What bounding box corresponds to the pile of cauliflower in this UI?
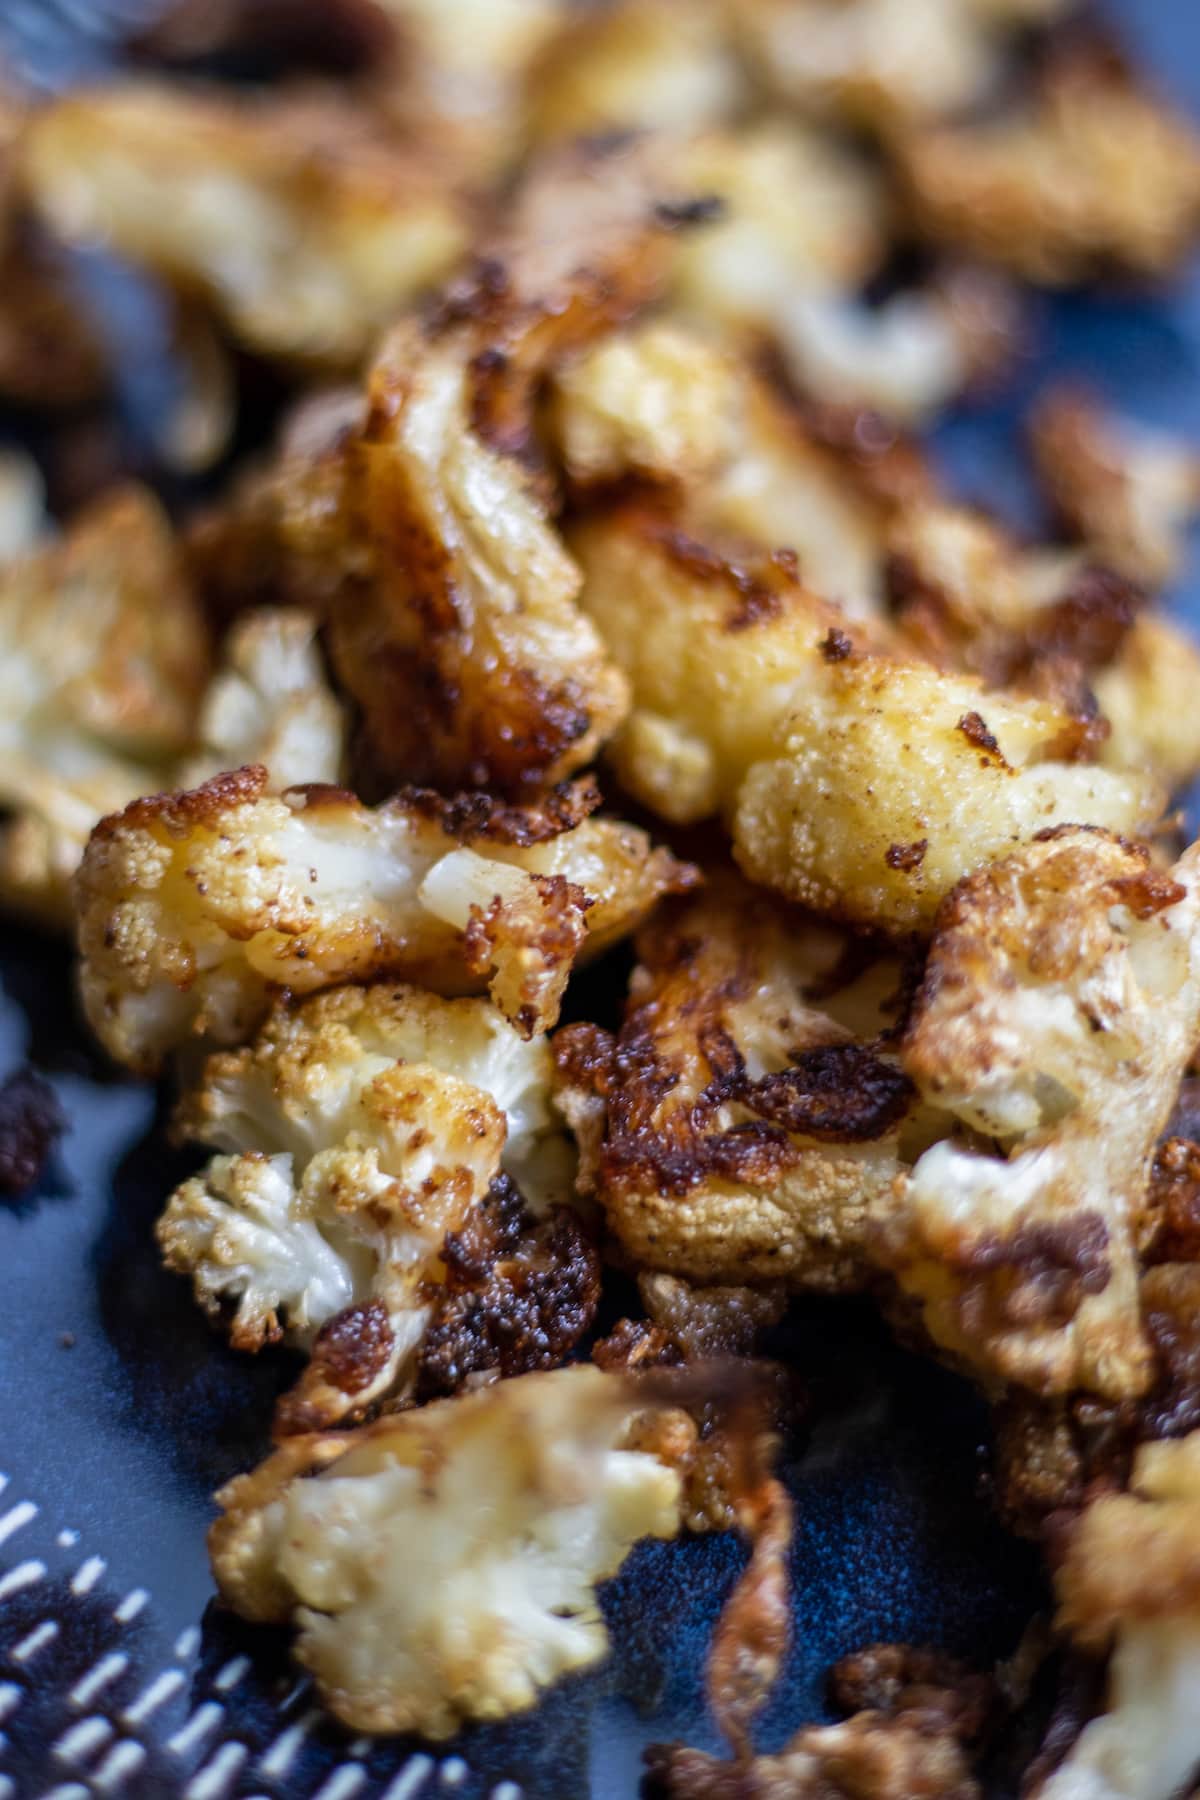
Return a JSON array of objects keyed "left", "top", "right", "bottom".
[{"left": 6, "top": 0, "right": 1200, "bottom": 1784}]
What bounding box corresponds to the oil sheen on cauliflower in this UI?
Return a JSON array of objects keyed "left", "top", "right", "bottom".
[
  {"left": 874, "top": 826, "right": 1200, "bottom": 1400},
  {"left": 158, "top": 982, "right": 573, "bottom": 1419},
  {"left": 1041, "top": 1433, "right": 1200, "bottom": 1800},
  {"left": 76, "top": 767, "right": 688, "bottom": 1072},
  {"left": 0, "top": 483, "right": 209, "bottom": 924},
  {"left": 208, "top": 1365, "right": 682, "bottom": 1736},
  {"left": 556, "top": 871, "right": 944, "bottom": 1289}
]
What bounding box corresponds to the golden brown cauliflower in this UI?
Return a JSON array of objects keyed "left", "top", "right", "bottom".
[
  {"left": 208, "top": 1365, "right": 682, "bottom": 1736},
  {"left": 1093, "top": 615, "right": 1200, "bottom": 793},
  {"left": 1040, "top": 1434, "right": 1200, "bottom": 1800},
  {"left": 159, "top": 982, "right": 573, "bottom": 1422},
  {"left": 556, "top": 873, "right": 943, "bottom": 1290},
  {"left": 75, "top": 767, "right": 689, "bottom": 1072},
  {"left": 0, "top": 485, "right": 209, "bottom": 924},
  {"left": 896, "top": 43, "right": 1200, "bottom": 284},
  {"left": 183, "top": 608, "right": 347, "bottom": 792},
  {"left": 874, "top": 827, "right": 1200, "bottom": 1399},
  {"left": 21, "top": 82, "right": 468, "bottom": 365},
  {"left": 1031, "top": 388, "right": 1200, "bottom": 590}
]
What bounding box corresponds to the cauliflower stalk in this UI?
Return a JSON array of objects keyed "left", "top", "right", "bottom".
[
  {"left": 208, "top": 1366, "right": 682, "bottom": 1737},
  {"left": 159, "top": 982, "right": 574, "bottom": 1420}
]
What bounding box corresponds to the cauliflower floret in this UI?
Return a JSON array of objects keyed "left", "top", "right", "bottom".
[
  {"left": 159, "top": 981, "right": 573, "bottom": 1421},
  {"left": 896, "top": 44, "right": 1200, "bottom": 284},
  {"left": 556, "top": 873, "right": 944, "bottom": 1289},
  {"left": 21, "top": 82, "right": 468, "bottom": 366},
  {"left": 322, "top": 316, "right": 630, "bottom": 796},
  {"left": 1041, "top": 1434, "right": 1200, "bottom": 1800},
  {"left": 75, "top": 766, "right": 690, "bottom": 1072},
  {"left": 529, "top": 0, "right": 744, "bottom": 143},
  {"left": 873, "top": 827, "right": 1200, "bottom": 1399},
  {"left": 1031, "top": 389, "right": 1200, "bottom": 590},
  {"left": 208, "top": 1365, "right": 682, "bottom": 1736},
  {"left": 1094, "top": 614, "right": 1200, "bottom": 793},
  {"left": 733, "top": 663, "right": 1160, "bottom": 935},
  {"left": 0, "top": 484, "right": 209, "bottom": 924},
  {"left": 183, "top": 608, "right": 347, "bottom": 792}
]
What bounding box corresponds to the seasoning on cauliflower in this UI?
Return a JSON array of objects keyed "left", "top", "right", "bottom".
[
  {"left": 0, "top": 484, "right": 209, "bottom": 924},
  {"left": 76, "top": 766, "right": 690, "bottom": 1072},
  {"left": 896, "top": 41, "right": 1200, "bottom": 284},
  {"left": 556, "top": 873, "right": 940, "bottom": 1290},
  {"left": 1038, "top": 1433, "right": 1200, "bottom": 1800},
  {"left": 183, "top": 608, "right": 347, "bottom": 792},
  {"left": 207, "top": 1364, "right": 683, "bottom": 1737},
  {"left": 160, "top": 980, "right": 580, "bottom": 1424},
  {"left": 873, "top": 826, "right": 1200, "bottom": 1399},
  {"left": 1031, "top": 387, "right": 1200, "bottom": 590},
  {"left": 21, "top": 82, "right": 469, "bottom": 366}
]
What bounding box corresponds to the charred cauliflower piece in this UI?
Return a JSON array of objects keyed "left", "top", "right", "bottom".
[
  {"left": 0, "top": 485, "right": 208, "bottom": 924},
  {"left": 1041, "top": 1434, "right": 1200, "bottom": 1800},
  {"left": 875, "top": 827, "right": 1200, "bottom": 1399},
  {"left": 184, "top": 608, "right": 347, "bottom": 792},
  {"left": 556, "top": 873, "right": 940, "bottom": 1290},
  {"left": 1093, "top": 615, "right": 1200, "bottom": 793},
  {"left": 208, "top": 1365, "right": 681, "bottom": 1736},
  {"left": 897, "top": 45, "right": 1200, "bottom": 284},
  {"left": 160, "top": 982, "right": 573, "bottom": 1422},
  {"left": 76, "top": 767, "right": 688, "bottom": 1072},
  {"left": 1031, "top": 388, "right": 1200, "bottom": 590},
  {"left": 22, "top": 83, "right": 468, "bottom": 365}
]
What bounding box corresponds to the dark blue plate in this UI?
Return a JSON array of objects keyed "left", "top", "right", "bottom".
[{"left": 0, "top": 3, "right": 1197, "bottom": 1795}]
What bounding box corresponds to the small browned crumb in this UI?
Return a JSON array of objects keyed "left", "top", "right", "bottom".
[{"left": 0, "top": 1069, "right": 64, "bottom": 1197}]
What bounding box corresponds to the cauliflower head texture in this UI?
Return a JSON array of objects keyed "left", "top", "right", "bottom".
[
  {"left": 875, "top": 826, "right": 1200, "bottom": 1399},
  {"left": 76, "top": 767, "right": 690, "bottom": 1072},
  {"left": 208, "top": 1365, "right": 682, "bottom": 1736}
]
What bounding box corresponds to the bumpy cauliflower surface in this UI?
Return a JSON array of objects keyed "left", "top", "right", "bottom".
[
  {"left": 208, "top": 1365, "right": 682, "bottom": 1736},
  {"left": 556, "top": 873, "right": 937, "bottom": 1289},
  {"left": 22, "top": 82, "right": 468, "bottom": 365},
  {"left": 160, "top": 982, "right": 573, "bottom": 1421},
  {"left": 0, "top": 484, "right": 209, "bottom": 923},
  {"left": 76, "top": 767, "right": 688, "bottom": 1071},
  {"left": 874, "top": 826, "right": 1200, "bottom": 1399},
  {"left": 897, "top": 44, "right": 1200, "bottom": 284},
  {"left": 1040, "top": 1433, "right": 1200, "bottom": 1800},
  {"left": 183, "top": 608, "right": 347, "bottom": 792}
]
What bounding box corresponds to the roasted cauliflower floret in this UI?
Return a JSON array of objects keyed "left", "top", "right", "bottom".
[
  {"left": 530, "top": 0, "right": 744, "bottom": 143},
  {"left": 322, "top": 317, "right": 629, "bottom": 796},
  {"left": 896, "top": 44, "right": 1200, "bottom": 284},
  {"left": 733, "top": 663, "right": 1159, "bottom": 936},
  {"left": 160, "top": 982, "right": 573, "bottom": 1421},
  {"left": 0, "top": 485, "right": 209, "bottom": 923},
  {"left": 22, "top": 83, "right": 468, "bottom": 365},
  {"left": 208, "top": 1365, "right": 682, "bottom": 1736},
  {"left": 1040, "top": 1434, "right": 1200, "bottom": 1800},
  {"left": 1031, "top": 388, "right": 1200, "bottom": 590},
  {"left": 874, "top": 827, "right": 1200, "bottom": 1399},
  {"left": 1093, "top": 614, "right": 1200, "bottom": 793},
  {"left": 76, "top": 766, "right": 689, "bottom": 1072},
  {"left": 183, "top": 608, "right": 346, "bottom": 792},
  {"left": 556, "top": 874, "right": 940, "bottom": 1289}
]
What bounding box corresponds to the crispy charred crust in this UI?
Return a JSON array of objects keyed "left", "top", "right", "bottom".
[
  {"left": 955, "top": 711, "right": 1004, "bottom": 761},
  {"left": 90, "top": 764, "right": 271, "bottom": 843},
  {"left": 885, "top": 839, "right": 928, "bottom": 873},
  {"left": 821, "top": 626, "right": 853, "bottom": 662},
  {"left": 403, "top": 778, "right": 602, "bottom": 846},
  {"left": 828, "top": 1646, "right": 997, "bottom": 1740},
  {"left": 0, "top": 1068, "right": 64, "bottom": 1197},
  {"left": 952, "top": 1214, "right": 1112, "bottom": 1340},
  {"left": 786, "top": 395, "right": 937, "bottom": 514},
  {"left": 1144, "top": 1138, "right": 1200, "bottom": 1265},
  {"left": 723, "top": 1042, "right": 915, "bottom": 1145},
  {"left": 415, "top": 1178, "right": 601, "bottom": 1399},
  {"left": 274, "top": 1301, "right": 396, "bottom": 1436}
]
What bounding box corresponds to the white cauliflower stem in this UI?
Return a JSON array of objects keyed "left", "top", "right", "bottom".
[{"left": 208, "top": 1366, "right": 682, "bottom": 1737}]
